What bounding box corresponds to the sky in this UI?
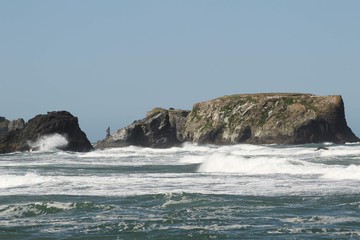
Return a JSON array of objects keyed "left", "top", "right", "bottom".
[{"left": 1, "top": 0, "right": 359, "bottom": 142}]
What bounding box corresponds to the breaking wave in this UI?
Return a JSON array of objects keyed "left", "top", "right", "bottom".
[
  {"left": 0, "top": 172, "right": 46, "bottom": 189},
  {"left": 28, "top": 133, "right": 68, "bottom": 152},
  {"left": 189, "top": 143, "right": 360, "bottom": 180}
]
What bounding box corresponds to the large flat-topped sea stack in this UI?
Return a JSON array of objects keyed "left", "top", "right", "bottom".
[
  {"left": 183, "top": 93, "right": 359, "bottom": 144},
  {"left": 95, "top": 93, "right": 359, "bottom": 149}
]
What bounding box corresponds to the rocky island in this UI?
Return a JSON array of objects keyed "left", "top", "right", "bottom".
[
  {"left": 96, "top": 93, "right": 359, "bottom": 149},
  {"left": 0, "top": 111, "right": 93, "bottom": 153}
]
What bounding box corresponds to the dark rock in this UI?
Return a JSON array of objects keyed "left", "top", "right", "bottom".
[
  {"left": 0, "top": 111, "right": 93, "bottom": 153},
  {"left": 8, "top": 118, "right": 25, "bottom": 132},
  {"left": 315, "top": 146, "right": 329, "bottom": 151},
  {"left": 0, "top": 117, "right": 9, "bottom": 136},
  {"left": 106, "top": 126, "right": 110, "bottom": 138},
  {"left": 0, "top": 117, "right": 25, "bottom": 136},
  {"left": 95, "top": 108, "right": 190, "bottom": 149}
]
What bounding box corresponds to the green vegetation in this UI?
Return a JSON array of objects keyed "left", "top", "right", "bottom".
[
  {"left": 233, "top": 96, "right": 248, "bottom": 105},
  {"left": 299, "top": 99, "right": 318, "bottom": 112},
  {"left": 187, "top": 94, "right": 325, "bottom": 140},
  {"left": 245, "top": 96, "right": 256, "bottom": 103},
  {"left": 283, "top": 97, "right": 294, "bottom": 105},
  {"left": 221, "top": 104, "right": 233, "bottom": 117},
  {"left": 200, "top": 121, "right": 214, "bottom": 133},
  {"left": 258, "top": 108, "right": 269, "bottom": 126},
  {"left": 189, "top": 104, "right": 201, "bottom": 121},
  {"left": 146, "top": 107, "right": 167, "bottom": 118}
]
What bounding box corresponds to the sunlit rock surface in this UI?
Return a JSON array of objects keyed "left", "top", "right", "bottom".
[
  {"left": 182, "top": 93, "right": 359, "bottom": 144},
  {"left": 96, "top": 93, "right": 359, "bottom": 149}
]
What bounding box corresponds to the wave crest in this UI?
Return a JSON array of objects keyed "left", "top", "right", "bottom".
[
  {"left": 28, "top": 134, "right": 68, "bottom": 152},
  {"left": 197, "top": 152, "right": 360, "bottom": 180}
]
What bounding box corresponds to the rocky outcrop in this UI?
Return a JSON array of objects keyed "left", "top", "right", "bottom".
[
  {"left": 0, "top": 111, "right": 93, "bottom": 153},
  {"left": 95, "top": 108, "right": 190, "bottom": 149},
  {"left": 8, "top": 118, "right": 25, "bottom": 132},
  {"left": 96, "top": 93, "right": 359, "bottom": 149},
  {"left": 0, "top": 117, "right": 25, "bottom": 136},
  {"left": 0, "top": 117, "right": 10, "bottom": 136},
  {"left": 182, "top": 93, "right": 359, "bottom": 144}
]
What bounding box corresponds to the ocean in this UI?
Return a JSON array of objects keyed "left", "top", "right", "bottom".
[{"left": 1, "top": 136, "right": 360, "bottom": 239}]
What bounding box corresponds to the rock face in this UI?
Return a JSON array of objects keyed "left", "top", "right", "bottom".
[
  {"left": 8, "top": 118, "right": 25, "bottom": 132},
  {"left": 0, "top": 111, "right": 93, "bottom": 153},
  {"left": 95, "top": 93, "right": 359, "bottom": 149},
  {"left": 0, "top": 117, "right": 25, "bottom": 136},
  {"left": 0, "top": 117, "right": 10, "bottom": 136},
  {"left": 95, "top": 108, "right": 190, "bottom": 148},
  {"left": 182, "top": 93, "right": 359, "bottom": 144}
]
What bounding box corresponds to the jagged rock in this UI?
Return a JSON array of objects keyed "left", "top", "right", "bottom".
[
  {"left": 0, "top": 111, "right": 93, "bottom": 153},
  {"left": 95, "top": 108, "right": 190, "bottom": 149},
  {"left": 0, "top": 117, "right": 24, "bottom": 136},
  {"left": 96, "top": 93, "right": 359, "bottom": 149},
  {"left": 182, "top": 93, "right": 359, "bottom": 144},
  {"left": 8, "top": 118, "right": 25, "bottom": 132},
  {"left": 0, "top": 117, "right": 9, "bottom": 136}
]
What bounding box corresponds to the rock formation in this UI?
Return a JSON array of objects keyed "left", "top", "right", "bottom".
[
  {"left": 95, "top": 108, "right": 190, "bottom": 149},
  {"left": 0, "top": 117, "right": 25, "bottom": 136},
  {"left": 95, "top": 93, "right": 359, "bottom": 149},
  {"left": 8, "top": 118, "right": 25, "bottom": 132},
  {"left": 182, "top": 93, "right": 359, "bottom": 144},
  {"left": 0, "top": 117, "right": 10, "bottom": 136},
  {"left": 0, "top": 111, "right": 93, "bottom": 153}
]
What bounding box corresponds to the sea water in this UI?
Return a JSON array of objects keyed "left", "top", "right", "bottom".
[{"left": 1, "top": 137, "right": 360, "bottom": 239}]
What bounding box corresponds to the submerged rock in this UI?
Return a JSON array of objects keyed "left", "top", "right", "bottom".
[
  {"left": 96, "top": 93, "right": 359, "bottom": 149},
  {"left": 315, "top": 146, "right": 329, "bottom": 151},
  {"left": 0, "top": 111, "right": 93, "bottom": 153}
]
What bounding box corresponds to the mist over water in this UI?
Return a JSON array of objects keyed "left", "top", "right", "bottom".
[{"left": 1, "top": 143, "right": 360, "bottom": 239}]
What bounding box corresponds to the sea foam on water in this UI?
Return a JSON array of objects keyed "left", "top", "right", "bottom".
[
  {"left": 0, "top": 172, "right": 45, "bottom": 189},
  {"left": 1, "top": 141, "right": 360, "bottom": 238}
]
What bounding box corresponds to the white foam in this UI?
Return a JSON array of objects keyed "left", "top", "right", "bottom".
[
  {"left": 28, "top": 133, "right": 68, "bottom": 152},
  {"left": 0, "top": 201, "right": 88, "bottom": 219},
  {"left": 321, "top": 164, "right": 360, "bottom": 180},
  {"left": 178, "top": 155, "right": 207, "bottom": 164},
  {"left": 1, "top": 143, "right": 360, "bottom": 197},
  {"left": 197, "top": 151, "right": 360, "bottom": 180},
  {"left": 162, "top": 192, "right": 192, "bottom": 207},
  {"left": 282, "top": 215, "right": 360, "bottom": 225},
  {"left": 0, "top": 172, "right": 46, "bottom": 189},
  {"left": 319, "top": 145, "right": 360, "bottom": 157},
  {"left": 197, "top": 153, "right": 311, "bottom": 175}
]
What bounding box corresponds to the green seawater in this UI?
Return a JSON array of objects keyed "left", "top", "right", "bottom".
[{"left": 1, "top": 143, "right": 360, "bottom": 239}]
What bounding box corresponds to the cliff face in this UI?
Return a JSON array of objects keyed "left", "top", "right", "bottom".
[
  {"left": 96, "top": 93, "right": 359, "bottom": 149},
  {"left": 0, "top": 111, "right": 93, "bottom": 153},
  {"left": 0, "top": 117, "right": 25, "bottom": 136},
  {"left": 182, "top": 93, "right": 359, "bottom": 144},
  {"left": 95, "top": 108, "right": 190, "bottom": 149},
  {"left": 0, "top": 117, "right": 10, "bottom": 136}
]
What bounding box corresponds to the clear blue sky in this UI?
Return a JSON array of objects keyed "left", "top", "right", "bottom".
[{"left": 1, "top": 0, "right": 359, "bottom": 142}]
